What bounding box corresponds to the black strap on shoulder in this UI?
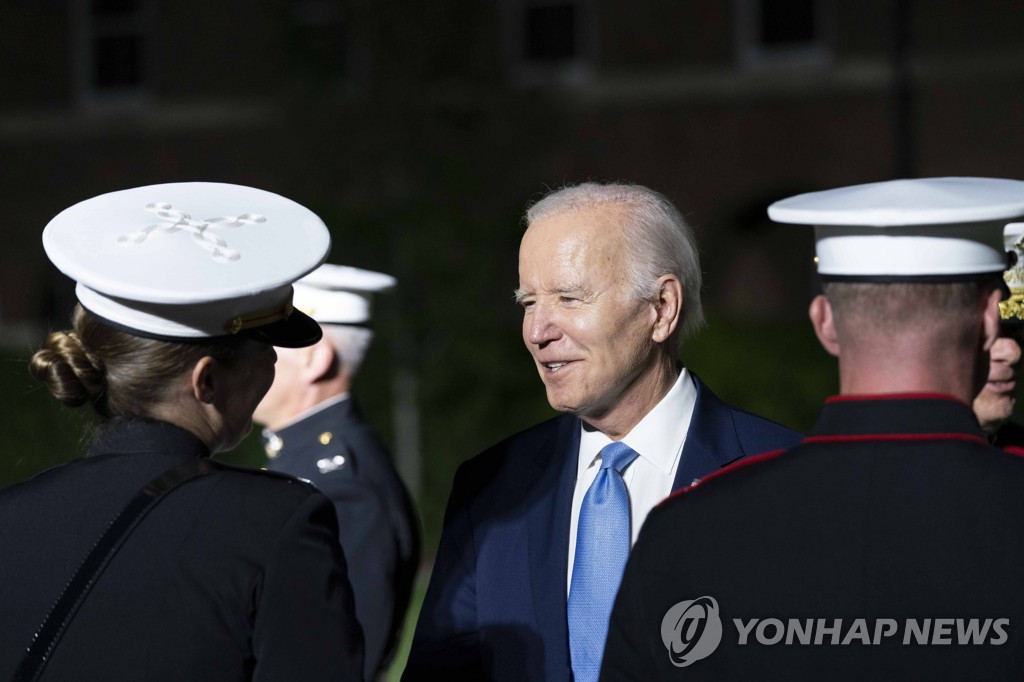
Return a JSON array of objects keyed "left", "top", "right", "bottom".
[{"left": 12, "top": 457, "right": 223, "bottom": 682}]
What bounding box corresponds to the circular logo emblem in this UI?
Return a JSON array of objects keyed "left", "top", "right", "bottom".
[{"left": 660, "top": 596, "right": 723, "bottom": 667}]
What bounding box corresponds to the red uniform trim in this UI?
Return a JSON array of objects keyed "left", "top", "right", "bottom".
[
  {"left": 662, "top": 448, "right": 788, "bottom": 503},
  {"left": 1003, "top": 446, "right": 1024, "bottom": 459},
  {"left": 663, "top": 430, "right": 991, "bottom": 506},
  {"left": 824, "top": 393, "right": 968, "bottom": 406},
  {"left": 802, "top": 433, "right": 988, "bottom": 445}
]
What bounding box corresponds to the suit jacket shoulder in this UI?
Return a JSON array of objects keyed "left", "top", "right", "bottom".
[
  {"left": 455, "top": 413, "right": 578, "bottom": 494},
  {"left": 673, "top": 374, "right": 801, "bottom": 488}
]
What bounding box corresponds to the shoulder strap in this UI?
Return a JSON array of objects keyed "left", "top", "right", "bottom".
[{"left": 12, "top": 457, "right": 223, "bottom": 682}]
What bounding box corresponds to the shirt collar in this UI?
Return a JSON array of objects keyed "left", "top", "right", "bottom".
[{"left": 577, "top": 367, "right": 696, "bottom": 477}]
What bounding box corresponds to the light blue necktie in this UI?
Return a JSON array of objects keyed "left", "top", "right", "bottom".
[{"left": 568, "top": 441, "right": 639, "bottom": 682}]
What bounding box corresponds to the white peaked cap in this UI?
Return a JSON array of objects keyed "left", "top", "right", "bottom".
[
  {"left": 292, "top": 264, "right": 397, "bottom": 325},
  {"left": 768, "top": 177, "right": 1024, "bottom": 280},
  {"left": 42, "top": 182, "right": 331, "bottom": 346}
]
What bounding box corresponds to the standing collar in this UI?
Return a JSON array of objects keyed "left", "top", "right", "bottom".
[
  {"left": 267, "top": 395, "right": 356, "bottom": 446},
  {"left": 809, "top": 393, "right": 984, "bottom": 441},
  {"left": 269, "top": 392, "right": 351, "bottom": 434},
  {"left": 86, "top": 418, "right": 211, "bottom": 459},
  {"left": 577, "top": 368, "right": 695, "bottom": 476}
]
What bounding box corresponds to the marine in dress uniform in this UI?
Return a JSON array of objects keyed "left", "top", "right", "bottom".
[
  {"left": 0, "top": 183, "right": 363, "bottom": 681},
  {"left": 977, "top": 222, "right": 1024, "bottom": 447},
  {"left": 992, "top": 419, "right": 1024, "bottom": 446},
  {"left": 602, "top": 177, "right": 1024, "bottom": 680},
  {"left": 255, "top": 265, "right": 420, "bottom": 681}
]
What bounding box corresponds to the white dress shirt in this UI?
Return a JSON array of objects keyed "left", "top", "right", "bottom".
[{"left": 567, "top": 368, "right": 696, "bottom": 594}]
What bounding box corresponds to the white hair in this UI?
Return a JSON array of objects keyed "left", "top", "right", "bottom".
[
  {"left": 322, "top": 325, "right": 375, "bottom": 378},
  {"left": 526, "top": 182, "right": 705, "bottom": 344}
]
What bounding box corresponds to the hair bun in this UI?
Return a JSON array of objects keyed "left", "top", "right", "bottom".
[{"left": 30, "top": 331, "right": 106, "bottom": 410}]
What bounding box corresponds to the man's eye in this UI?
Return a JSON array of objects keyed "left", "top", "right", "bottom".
[
  {"left": 520, "top": 299, "right": 535, "bottom": 309},
  {"left": 560, "top": 296, "right": 578, "bottom": 303}
]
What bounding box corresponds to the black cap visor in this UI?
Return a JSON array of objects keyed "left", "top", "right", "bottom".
[
  {"left": 239, "top": 308, "right": 323, "bottom": 348},
  {"left": 80, "top": 304, "right": 322, "bottom": 348}
]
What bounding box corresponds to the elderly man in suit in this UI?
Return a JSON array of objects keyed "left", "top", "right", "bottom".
[
  {"left": 253, "top": 264, "right": 420, "bottom": 682},
  {"left": 404, "top": 182, "right": 800, "bottom": 682}
]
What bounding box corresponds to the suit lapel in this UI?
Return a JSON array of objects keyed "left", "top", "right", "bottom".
[
  {"left": 526, "top": 414, "right": 579, "bottom": 678},
  {"left": 672, "top": 374, "right": 744, "bottom": 491},
  {"left": 520, "top": 379, "right": 743, "bottom": 673}
]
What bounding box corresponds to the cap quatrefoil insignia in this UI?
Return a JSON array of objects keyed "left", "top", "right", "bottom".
[{"left": 116, "top": 202, "right": 266, "bottom": 263}]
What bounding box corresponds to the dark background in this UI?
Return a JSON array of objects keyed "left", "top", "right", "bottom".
[{"left": 2, "top": 1, "right": 1024, "bottom": 675}]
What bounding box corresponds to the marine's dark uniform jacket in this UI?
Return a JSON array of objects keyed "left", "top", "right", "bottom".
[
  {"left": 603, "top": 394, "right": 1024, "bottom": 681},
  {"left": 992, "top": 419, "right": 1024, "bottom": 448},
  {"left": 265, "top": 397, "right": 420, "bottom": 680},
  {"left": 0, "top": 419, "right": 363, "bottom": 681}
]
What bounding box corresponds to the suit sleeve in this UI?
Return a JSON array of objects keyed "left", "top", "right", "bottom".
[
  {"left": 252, "top": 491, "right": 365, "bottom": 681},
  {"left": 403, "top": 463, "right": 484, "bottom": 680}
]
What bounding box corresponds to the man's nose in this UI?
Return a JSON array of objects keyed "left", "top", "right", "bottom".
[
  {"left": 1006, "top": 337, "right": 1023, "bottom": 366},
  {"left": 525, "top": 305, "right": 561, "bottom": 346},
  {"left": 993, "top": 335, "right": 1023, "bottom": 366}
]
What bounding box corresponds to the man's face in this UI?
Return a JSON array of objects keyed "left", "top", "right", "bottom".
[
  {"left": 252, "top": 344, "right": 308, "bottom": 430},
  {"left": 517, "top": 205, "right": 661, "bottom": 429},
  {"left": 974, "top": 330, "right": 1023, "bottom": 435}
]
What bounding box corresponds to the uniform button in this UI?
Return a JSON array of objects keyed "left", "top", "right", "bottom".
[
  {"left": 265, "top": 433, "right": 284, "bottom": 459},
  {"left": 319, "top": 431, "right": 333, "bottom": 445}
]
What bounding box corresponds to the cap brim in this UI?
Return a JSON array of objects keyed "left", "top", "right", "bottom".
[{"left": 240, "top": 308, "right": 323, "bottom": 348}]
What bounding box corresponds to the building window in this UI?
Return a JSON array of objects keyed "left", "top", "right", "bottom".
[
  {"left": 72, "top": 0, "right": 156, "bottom": 109},
  {"left": 735, "top": 0, "right": 834, "bottom": 69},
  {"left": 502, "top": 0, "right": 597, "bottom": 84}
]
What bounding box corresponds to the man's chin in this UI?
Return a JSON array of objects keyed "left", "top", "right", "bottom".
[
  {"left": 546, "top": 397, "right": 579, "bottom": 415},
  {"left": 542, "top": 383, "right": 569, "bottom": 406},
  {"left": 975, "top": 396, "right": 1014, "bottom": 435}
]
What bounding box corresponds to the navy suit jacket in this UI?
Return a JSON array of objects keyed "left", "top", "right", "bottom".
[{"left": 404, "top": 374, "right": 801, "bottom": 681}]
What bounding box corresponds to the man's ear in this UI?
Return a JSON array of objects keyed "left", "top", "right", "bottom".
[
  {"left": 304, "top": 337, "right": 337, "bottom": 383},
  {"left": 191, "top": 356, "right": 217, "bottom": 404},
  {"left": 809, "top": 294, "right": 841, "bottom": 357},
  {"left": 981, "top": 286, "right": 1003, "bottom": 353},
  {"left": 651, "top": 275, "right": 683, "bottom": 344}
]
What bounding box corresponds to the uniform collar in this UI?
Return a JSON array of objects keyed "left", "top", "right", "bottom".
[
  {"left": 809, "top": 393, "right": 984, "bottom": 440},
  {"left": 86, "top": 418, "right": 210, "bottom": 459},
  {"left": 269, "top": 392, "right": 351, "bottom": 433},
  {"left": 262, "top": 396, "right": 356, "bottom": 458}
]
